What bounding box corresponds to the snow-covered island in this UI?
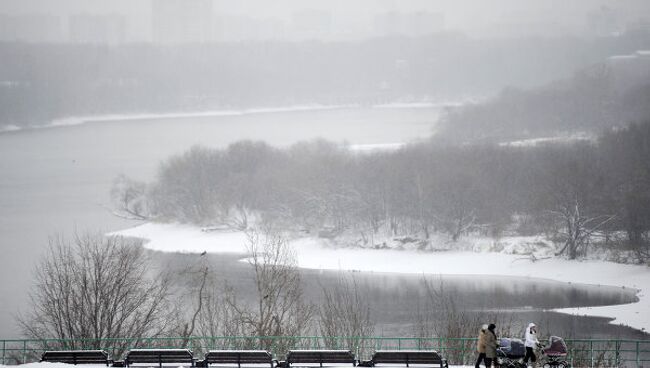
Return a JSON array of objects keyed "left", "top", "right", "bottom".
[{"left": 112, "top": 222, "right": 650, "bottom": 334}]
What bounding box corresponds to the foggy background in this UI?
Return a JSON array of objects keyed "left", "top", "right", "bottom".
[
  {"left": 1, "top": 0, "right": 649, "bottom": 42},
  {"left": 2, "top": 0, "right": 650, "bottom": 130}
]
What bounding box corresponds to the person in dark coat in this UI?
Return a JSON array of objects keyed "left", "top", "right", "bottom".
[
  {"left": 475, "top": 324, "right": 488, "bottom": 368},
  {"left": 484, "top": 323, "right": 498, "bottom": 368}
]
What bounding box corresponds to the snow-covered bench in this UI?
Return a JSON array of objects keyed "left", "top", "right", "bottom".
[
  {"left": 370, "top": 350, "right": 447, "bottom": 368},
  {"left": 40, "top": 350, "right": 112, "bottom": 366},
  {"left": 125, "top": 348, "right": 195, "bottom": 368},
  {"left": 286, "top": 350, "right": 356, "bottom": 367},
  {"left": 202, "top": 350, "right": 274, "bottom": 368}
]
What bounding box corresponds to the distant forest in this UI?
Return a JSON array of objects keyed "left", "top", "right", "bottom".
[
  {"left": 437, "top": 62, "right": 650, "bottom": 144},
  {"left": 2, "top": 31, "right": 650, "bottom": 127},
  {"left": 113, "top": 120, "right": 650, "bottom": 263}
]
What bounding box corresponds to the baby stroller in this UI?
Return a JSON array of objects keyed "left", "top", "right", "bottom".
[
  {"left": 497, "top": 338, "right": 527, "bottom": 368},
  {"left": 541, "top": 336, "right": 570, "bottom": 368}
]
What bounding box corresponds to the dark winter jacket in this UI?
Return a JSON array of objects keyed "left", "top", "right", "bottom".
[{"left": 484, "top": 330, "right": 498, "bottom": 358}]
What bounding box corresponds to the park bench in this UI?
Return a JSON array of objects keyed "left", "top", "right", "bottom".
[
  {"left": 286, "top": 350, "right": 356, "bottom": 367},
  {"left": 370, "top": 351, "right": 447, "bottom": 368},
  {"left": 202, "top": 350, "right": 274, "bottom": 368},
  {"left": 125, "top": 349, "right": 195, "bottom": 368},
  {"left": 40, "top": 350, "right": 112, "bottom": 366}
]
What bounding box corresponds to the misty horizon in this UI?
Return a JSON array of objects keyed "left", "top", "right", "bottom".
[{"left": 0, "top": 0, "right": 649, "bottom": 43}]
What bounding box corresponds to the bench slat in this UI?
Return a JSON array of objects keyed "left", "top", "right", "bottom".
[
  {"left": 126, "top": 349, "right": 194, "bottom": 367},
  {"left": 287, "top": 350, "right": 355, "bottom": 367},
  {"left": 204, "top": 350, "right": 273, "bottom": 367},
  {"left": 371, "top": 351, "right": 446, "bottom": 368},
  {"left": 41, "top": 350, "right": 111, "bottom": 366}
]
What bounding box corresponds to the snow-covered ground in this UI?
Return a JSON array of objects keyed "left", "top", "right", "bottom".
[
  {"left": 0, "top": 101, "right": 454, "bottom": 134},
  {"left": 498, "top": 133, "right": 595, "bottom": 147},
  {"left": 112, "top": 223, "right": 650, "bottom": 334},
  {"left": 347, "top": 143, "right": 406, "bottom": 152},
  {"left": 0, "top": 363, "right": 472, "bottom": 368}
]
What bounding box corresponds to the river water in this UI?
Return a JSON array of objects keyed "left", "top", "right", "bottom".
[{"left": 0, "top": 106, "right": 642, "bottom": 339}]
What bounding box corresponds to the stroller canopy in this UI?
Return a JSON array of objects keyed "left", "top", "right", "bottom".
[
  {"left": 498, "top": 338, "right": 526, "bottom": 358},
  {"left": 543, "top": 336, "right": 568, "bottom": 357}
]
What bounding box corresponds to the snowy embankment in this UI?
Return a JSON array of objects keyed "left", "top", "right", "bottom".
[
  {"left": 0, "top": 101, "right": 445, "bottom": 134},
  {"left": 498, "top": 132, "right": 595, "bottom": 147},
  {"left": 112, "top": 223, "right": 649, "bottom": 333}
]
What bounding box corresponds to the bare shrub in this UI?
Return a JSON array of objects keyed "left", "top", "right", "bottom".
[
  {"left": 318, "top": 274, "right": 375, "bottom": 353},
  {"left": 18, "top": 232, "right": 173, "bottom": 354},
  {"left": 225, "top": 229, "right": 314, "bottom": 351},
  {"left": 415, "top": 276, "right": 516, "bottom": 365},
  {"left": 110, "top": 174, "right": 151, "bottom": 220}
]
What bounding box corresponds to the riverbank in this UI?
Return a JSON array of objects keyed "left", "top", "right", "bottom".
[
  {"left": 0, "top": 101, "right": 452, "bottom": 134},
  {"left": 112, "top": 223, "right": 650, "bottom": 334}
]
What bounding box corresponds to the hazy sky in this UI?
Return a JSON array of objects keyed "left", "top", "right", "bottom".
[{"left": 1, "top": 0, "right": 649, "bottom": 38}]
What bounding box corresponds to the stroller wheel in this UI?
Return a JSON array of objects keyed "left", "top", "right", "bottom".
[
  {"left": 542, "top": 363, "right": 551, "bottom": 368},
  {"left": 557, "top": 363, "right": 566, "bottom": 368}
]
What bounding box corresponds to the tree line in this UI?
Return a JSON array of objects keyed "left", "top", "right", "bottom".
[
  {"left": 19, "top": 230, "right": 522, "bottom": 358},
  {"left": 114, "top": 122, "right": 650, "bottom": 263},
  {"left": 2, "top": 30, "right": 649, "bottom": 128},
  {"left": 436, "top": 63, "right": 650, "bottom": 144},
  {"left": 18, "top": 230, "right": 375, "bottom": 354}
]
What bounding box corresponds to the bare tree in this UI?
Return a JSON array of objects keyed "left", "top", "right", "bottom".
[
  {"left": 318, "top": 274, "right": 374, "bottom": 351},
  {"left": 417, "top": 276, "right": 479, "bottom": 340},
  {"left": 110, "top": 174, "right": 150, "bottom": 220},
  {"left": 173, "top": 258, "right": 247, "bottom": 351},
  {"left": 174, "top": 260, "right": 210, "bottom": 347},
  {"left": 225, "top": 229, "right": 314, "bottom": 348},
  {"left": 19, "top": 232, "right": 173, "bottom": 352},
  {"left": 416, "top": 276, "right": 516, "bottom": 365},
  {"left": 197, "top": 285, "right": 247, "bottom": 339},
  {"left": 551, "top": 198, "right": 615, "bottom": 259}
]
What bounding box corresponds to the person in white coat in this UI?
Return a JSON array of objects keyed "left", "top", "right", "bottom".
[{"left": 523, "top": 322, "right": 540, "bottom": 367}]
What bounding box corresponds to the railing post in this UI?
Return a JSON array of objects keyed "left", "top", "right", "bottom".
[
  {"left": 590, "top": 340, "right": 594, "bottom": 368},
  {"left": 2, "top": 340, "right": 5, "bottom": 365},
  {"left": 355, "top": 343, "right": 359, "bottom": 362},
  {"left": 636, "top": 341, "right": 640, "bottom": 368},
  {"left": 23, "top": 339, "right": 27, "bottom": 364}
]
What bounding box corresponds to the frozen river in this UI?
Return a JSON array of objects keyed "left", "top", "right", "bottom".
[
  {"left": 0, "top": 106, "right": 437, "bottom": 337},
  {"left": 0, "top": 105, "right": 643, "bottom": 340}
]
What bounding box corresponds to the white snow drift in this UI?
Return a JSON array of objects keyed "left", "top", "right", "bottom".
[{"left": 111, "top": 223, "right": 650, "bottom": 333}]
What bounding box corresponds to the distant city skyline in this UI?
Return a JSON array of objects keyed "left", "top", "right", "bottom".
[{"left": 0, "top": 0, "right": 648, "bottom": 43}]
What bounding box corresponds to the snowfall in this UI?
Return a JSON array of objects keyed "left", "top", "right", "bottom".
[{"left": 111, "top": 223, "right": 650, "bottom": 334}]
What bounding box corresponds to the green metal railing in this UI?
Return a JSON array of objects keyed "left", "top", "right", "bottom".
[{"left": 0, "top": 336, "right": 648, "bottom": 367}]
